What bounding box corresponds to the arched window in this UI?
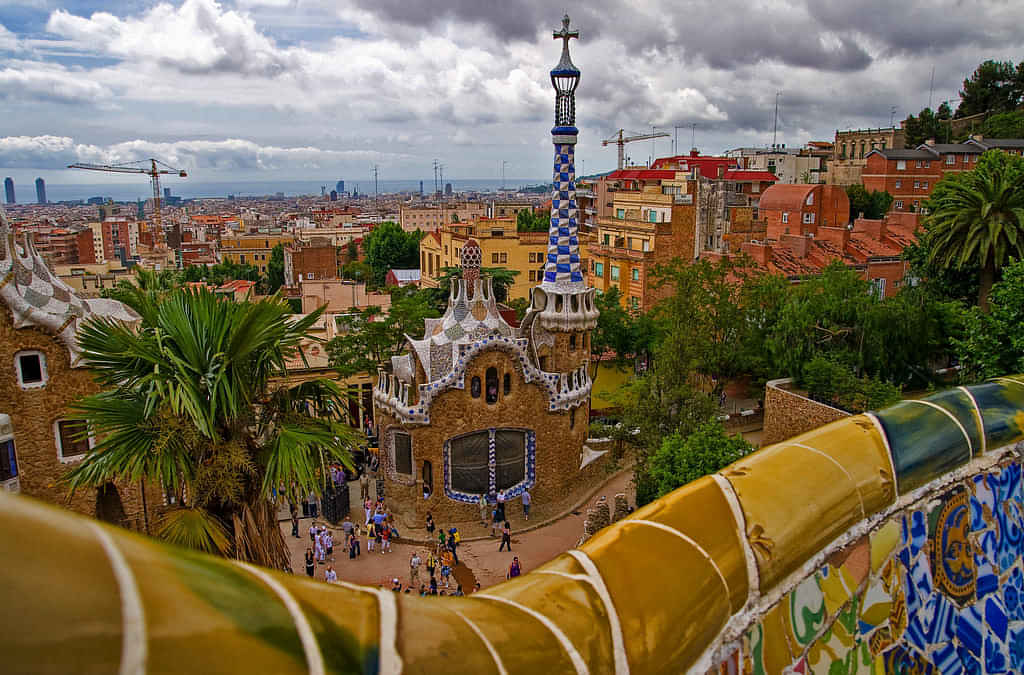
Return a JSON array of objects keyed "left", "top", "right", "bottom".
[
  {"left": 485, "top": 367, "right": 499, "bottom": 404},
  {"left": 503, "top": 372, "right": 511, "bottom": 396},
  {"left": 471, "top": 376, "right": 481, "bottom": 398}
]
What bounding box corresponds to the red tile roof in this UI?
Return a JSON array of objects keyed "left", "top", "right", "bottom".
[
  {"left": 607, "top": 169, "right": 678, "bottom": 181},
  {"left": 722, "top": 170, "right": 779, "bottom": 182}
]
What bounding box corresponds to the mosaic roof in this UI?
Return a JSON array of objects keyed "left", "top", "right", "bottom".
[{"left": 0, "top": 205, "right": 140, "bottom": 366}]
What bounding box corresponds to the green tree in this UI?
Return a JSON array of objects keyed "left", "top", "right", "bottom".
[
  {"left": 590, "top": 287, "right": 635, "bottom": 388},
  {"left": 362, "top": 222, "right": 423, "bottom": 286},
  {"left": 66, "top": 289, "right": 358, "bottom": 570},
  {"left": 904, "top": 106, "right": 952, "bottom": 147},
  {"left": 980, "top": 111, "right": 1024, "bottom": 139},
  {"left": 181, "top": 260, "right": 261, "bottom": 287},
  {"left": 903, "top": 232, "right": 980, "bottom": 305},
  {"left": 648, "top": 423, "right": 752, "bottom": 501},
  {"left": 102, "top": 267, "right": 181, "bottom": 308},
  {"left": 327, "top": 286, "right": 441, "bottom": 379},
  {"left": 846, "top": 185, "right": 893, "bottom": 221},
  {"left": 516, "top": 209, "right": 550, "bottom": 232},
  {"left": 263, "top": 244, "right": 285, "bottom": 294},
  {"left": 954, "top": 259, "right": 1024, "bottom": 380},
  {"left": 801, "top": 356, "right": 901, "bottom": 413},
  {"left": 956, "top": 60, "right": 1024, "bottom": 118},
  {"left": 507, "top": 297, "right": 530, "bottom": 322},
  {"left": 346, "top": 239, "right": 359, "bottom": 262},
  {"left": 924, "top": 150, "right": 1024, "bottom": 311}
]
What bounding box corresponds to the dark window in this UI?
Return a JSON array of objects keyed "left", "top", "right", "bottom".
[
  {"left": 422, "top": 460, "right": 433, "bottom": 498},
  {"left": 570, "top": 408, "right": 576, "bottom": 429},
  {"left": 57, "top": 420, "right": 89, "bottom": 460},
  {"left": 503, "top": 373, "right": 511, "bottom": 396},
  {"left": 485, "top": 368, "right": 499, "bottom": 404},
  {"left": 0, "top": 439, "right": 17, "bottom": 481},
  {"left": 471, "top": 376, "right": 481, "bottom": 398},
  {"left": 569, "top": 334, "right": 577, "bottom": 350},
  {"left": 394, "top": 432, "right": 413, "bottom": 475},
  {"left": 450, "top": 432, "right": 489, "bottom": 494},
  {"left": 494, "top": 430, "right": 526, "bottom": 491},
  {"left": 17, "top": 353, "right": 43, "bottom": 385}
]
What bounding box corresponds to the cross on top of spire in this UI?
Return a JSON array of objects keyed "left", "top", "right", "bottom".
[{"left": 552, "top": 14, "right": 579, "bottom": 74}]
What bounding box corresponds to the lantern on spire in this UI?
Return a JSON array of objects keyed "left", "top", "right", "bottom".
[{"left": 551, "top": 14, "right": 580, "bottom": 129}]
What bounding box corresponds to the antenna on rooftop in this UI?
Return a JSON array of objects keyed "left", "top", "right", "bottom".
[
  {"left": 928, "top": 65, "right": 936, "bottom": 110},
  {"left": 890, "top": 106, "right": 898, "bottom": 128},
  {"left": 772, "top": 92, "right": 781, "bottom": 148}
]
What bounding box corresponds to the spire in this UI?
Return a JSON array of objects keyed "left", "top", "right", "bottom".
[{"left": 542, "top": 15, "right": 584, "bottom": 291}]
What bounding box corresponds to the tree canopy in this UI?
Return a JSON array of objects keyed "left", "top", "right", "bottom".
[
  {"left": 846, "top": 185, "right": 893, "bottom": 221},
  {"left": 516, "top": 209, "right": 550, "bottom": 232},
  {"left": 956, "top": 60, "right": 1024, "bottom": 118},
  {"left": 648, "top": 423, "right": 752, "bottom": 502},
  {"left": 979, "top": 111, "right": 1024, "bottom": 139},
  {"left": 363, "top": 222, "right": 423, "bottom": 286},
  {"left": 903, "top": 104, "right": 952, "bottom": 147}
]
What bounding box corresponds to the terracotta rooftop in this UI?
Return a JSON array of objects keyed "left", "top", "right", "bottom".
[{"left": 758, "top": 184, "right": 816, "bottom": 210}]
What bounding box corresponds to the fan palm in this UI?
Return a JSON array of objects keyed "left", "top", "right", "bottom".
[
  {"left": 66, "top": 287, "right": 357, "bottom": 570},
  {"left": 925, "top": 150, "right": 1024, "bottom": 311}
]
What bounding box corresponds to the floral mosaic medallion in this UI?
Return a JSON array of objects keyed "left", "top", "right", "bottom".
[{"left": 931, "top": 489, "right": 976, "bottom": 607}]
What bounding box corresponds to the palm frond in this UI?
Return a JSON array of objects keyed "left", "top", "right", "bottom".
[{"left": 155, "top": 507, "right": 231, "bottom": 556}]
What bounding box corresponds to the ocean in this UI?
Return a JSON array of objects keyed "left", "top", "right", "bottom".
[{"left": 37, "top": 178, "right": 552, "bottom": 204}]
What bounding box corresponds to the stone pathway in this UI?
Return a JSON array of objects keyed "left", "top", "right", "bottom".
[{"left": 281, "top": 469, "right": 635, "bottom": 591}]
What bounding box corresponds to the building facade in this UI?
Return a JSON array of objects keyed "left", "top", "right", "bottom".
[
  {"left": 758, "top": 184, "right": 851, "bottom": 240},
  {"left": 399, "top": 202, "right": 487, "bottom": 233},
  {"left": 283, "top": 241, "right": 340, "bottom": 287},
  {"left": 220, "top": 233, "right": 295, "bottom": 273},
  {"left": 828, "top": 126, "right": 906, "bottom": 186},
  {"left": 373, "top": 16, "right": 603, "bottom": 525}
]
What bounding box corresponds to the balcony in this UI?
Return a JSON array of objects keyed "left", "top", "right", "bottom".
[{"left": 587, "top": 242, "right": 654, "bottom": 261}]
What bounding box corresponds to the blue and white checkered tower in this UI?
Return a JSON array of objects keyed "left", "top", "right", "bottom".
[{"left": 544, "top": 14, "right": 584, "bottom": 291}]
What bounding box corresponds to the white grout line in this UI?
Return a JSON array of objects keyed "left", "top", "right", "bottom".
[
  {"left": 567, "top": 550, "right": 629, "bottom": 675},
  {"left": 627, "top": 519, "right": 730, "bottom": 597},
  {"left": 88, "top": 522, "right": 147, "bottom": 675},
  {"left": 712, "top": 473, "right": 760, "bottom": 602},
  {"left": 866, "top": 412, "right": 900, "bottom": 496},
  {"left": 236, "top": 562, "right": 325, "bottom": 675},
  {"left": 452, "top": 609, "right": 509, "bottom": 675},
  {"left": 786, "top": 442, "right": 867, "bottom": 519},
  {"left": 475, "top": 593, "right": 589, "bottom": 675},
  {"left": 905, "top": 399, "right": 974, "bottom": 455},
  {"left": 370, "top": 588, "right": 404, "bottom": 675},
  {"left": 959, "top": 386, "right": 987, "bottom": 455}
]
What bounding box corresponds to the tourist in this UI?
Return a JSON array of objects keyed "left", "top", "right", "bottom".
[
  {"left": 325, "top": 530, "right": 334, "bottom": 561},
  {"left": 373, "top": 508, "right": 386, "bottom": 530},
  {"left": 429, "top": 575, "right": 438, "bottom": 596},
  {"left": 478, "top": 493, "right": 489, "bottom": 526},
  {"left": 390, "top": 578, "right": 402, "bottom": 593},
  {"left": 363, "top": 498, "right": 372, "bottom": 526},
  {"left": 342, "top": 515, "right": 353, "bottom": 551},
  {"left": 507, "top": 556, "right": 522, "bottom": 580},
  {"left": 308, "top": 491, "right": 319, "bottom": 518},
  {"left": 454, "top": 584, "right": 465, "bottom": 597},
  {"left": 448, "top": 527, "right": 461, "bottom": 565},
  {"left": 499, "top": 520, "right": 512, "bottom": 552},
  {"left": 438, "top": 527, "right": 447, "bottom": 550},
  {"left": 426, "top": 549, "right": 437, "bottom": 581},
  {"left": 305, "top": 548, "right": 315, "bottom": 577},
  {"left": 381, "top": 523, "right": 392, "bottom": 553},
  {"left": 366, "top": 521, "right": 376, "bottom": 552},
  {"left": 425, "top": 512, "right": 435, "bottom": 537},
  {"left": 409, "top": 551, "right": 421, "bottom": 587},
  {"left": 492, "top": 494, "right": 505, "bottom": 536},
  {"left": 359, "top": 471, "right": 370, "bottom": 501},
  {"left": 324, "top": 566, "right": 337, "bottom": 583},
  {"left": 309, "top": 522, "right": 317, "bottom": 544},
  {"left": 349, "top": 528, "right": 361, "bottom": 558},
  {"left": 440, "top": 549, "right": 453, "bottom": 588},
  {"left": 521, "top": 489, "right": 531, "bottom": 521},
  {"left": 290, "top": 507, "right": 300, "bottom": 538},
  {"left": 315, "top": 531, "right": 326, "bottom": 564},
  {"left": 374, "top": 521, "right": 384, "bottom": 552}
]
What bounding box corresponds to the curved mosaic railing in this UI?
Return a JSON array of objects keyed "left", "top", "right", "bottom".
[{"left": 1, "top": 376, "right": 1023, "bottom": 673}]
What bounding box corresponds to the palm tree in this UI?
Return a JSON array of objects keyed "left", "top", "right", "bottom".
[
  {"left": 925, "top": 150, "right": 1024, "bottom": 311},
  {"left": 66, "top": 288, "right": 358, "bottom": 570}
]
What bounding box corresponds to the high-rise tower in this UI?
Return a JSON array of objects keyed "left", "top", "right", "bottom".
[
  {"left": 35, "top": 178, "right": 45, "bottom": 205},
  {"left": 4, "top": 178, "right": 13, "bottom": 205}
]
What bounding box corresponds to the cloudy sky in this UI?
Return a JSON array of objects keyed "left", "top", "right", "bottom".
[{"left": 1, "top": 0, "right": 1022, "bottom": 189}]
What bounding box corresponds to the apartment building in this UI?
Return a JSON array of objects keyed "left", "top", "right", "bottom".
[
  {"left": 829, "top": 126, "right": 906, "bottom": 186},
  {"left": 862, "top": 137, "right": 1024, "bottom": 213},
  {"left": 399, "top": 202, "right": 486, "bottom": 233},
  {"left": 220, "top": 233, "right": 295, "bottom": 273},
  {"left": 284, "top": 241, "right": 340, "bottom": 287},
  {"left": 418, "top": 217, "right": 549, "bottom": 302},
  {"left": 758, "top": 184, "right": 851, "bottom": 240},
  {"left": 726, "top": 146, "right": 825, "bottom": 184}
]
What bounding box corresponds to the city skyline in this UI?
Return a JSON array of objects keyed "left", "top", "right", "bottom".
[{"left": 1, "top": 0, "right": 1022, "bottom": 186}]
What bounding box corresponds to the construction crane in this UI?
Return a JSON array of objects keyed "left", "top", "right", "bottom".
[
  {"left": 67, "top": 159, "right": 187, "bottom": 231},
  {"left": 602, "top": 129, "right": 670, "bottom": 170}
]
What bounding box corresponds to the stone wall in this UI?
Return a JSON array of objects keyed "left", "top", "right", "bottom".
[
  {"left": 762, "top": 377, "right": 850, "bottom": 445},
  {"left": 0, "top": 307, "right": 163, "bottom": 532}
]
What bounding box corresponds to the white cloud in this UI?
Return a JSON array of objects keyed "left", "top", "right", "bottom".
[
  {"left": 0, "top": 61, "right": 111, "bottom": 103},
  {"left": 0, "top": 23, "right": 23, "bottom": 52}
]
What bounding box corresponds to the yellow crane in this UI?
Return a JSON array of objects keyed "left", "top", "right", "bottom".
[
  {"left": 67, "top": 159, "right": 187, "bottom": 231},
  {"left": 602, "top": 129, "right": 670, "bottom": 170}
]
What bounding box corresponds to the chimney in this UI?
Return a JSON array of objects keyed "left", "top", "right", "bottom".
[
  {"left": 817, "top": 226, "right": 850, "bottom": 249},
  {"left": 852, "top": 217, "right": 886, "bottom": 239},
  {"left": 740, "top": 241, "right": 772, "bottom": 266},
  {"left": 780, "top": 233, "right": 811, "bottom": 258}
]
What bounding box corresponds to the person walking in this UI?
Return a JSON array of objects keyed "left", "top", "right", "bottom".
[
  {"left": 374, "top": 522, "right": 384, "bottom": 553},
  {"left": 364, "top": 498, "right": 372, "bottom": 526},
  {"left": 309, "top": 522, "right": 317, "bottom": 545},
  {"left": 440, "top": 549, "right": 453, "bottom": 589},
  {"left": 521, "top": 489, "right": 531, "bottom": 521},
  {"left": 380, "top": 524, "right": 391, "bottom": 554},
  {"left": 478, "top": 493, "right": 489, "bottom": 527},
  {"left": 342, "top": 516, "right": 353, "bottom": 552},
  {"left": 305, "top": 548, "right": 315, "bottom": 577},
  {"left": 359, "top": 472, "right": 370, "bottom": 502},
  {"left": 426, "top": 549, "right": 437, "bottom": 581},
  {"left": 507, "top": 556, "right": 522, "bottom": 580},
  {"left": 425, "top": 512, "right": 435, "bottom": 538},
  {"left": 409, "top": 552, "right": 421, "bottom": 587},
  {"left": 325, "top": 530, "right": 334, "bottom": 561},
  {"left": 448, "top": 527, "right": 460, "bottom": 566},
  {"left": 324, "top": 566, "right": 337, "bottom": 583},
  {"left": 491, "top": 495, "right": 505, "bottom": 536},
  {"left": 291, "top": 507, "right": 300, "bottom": 538},
  {"left": 498, "top": 521, "right": 512, "bottom": 552},
  {"left": 366, "top": 521, "right": 376, "bottom": 552},
  {"left": 429, "top": 575, "right": 438, "bottom": 596},
  {"left": 308, "top": 491, "right": 319, "bottom": 518}
]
